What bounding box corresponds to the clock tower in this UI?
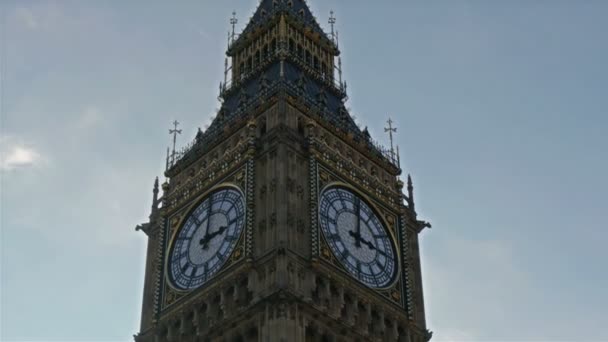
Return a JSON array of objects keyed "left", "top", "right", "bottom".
[{"left": 135, "top": 1, "right": 432, "bottom": 341}]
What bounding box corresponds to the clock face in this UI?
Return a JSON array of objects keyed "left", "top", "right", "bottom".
[
  {"left": 319, "top": 187, "right": 398, "bottom": 288},
  {"left": 168, "top": 187, "right": 246, "bottom": 290}
]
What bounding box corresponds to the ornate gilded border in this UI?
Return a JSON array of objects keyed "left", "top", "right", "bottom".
[
  {"left": 160, "top": 166, "right": 249, "bottom": 311},
  {"left": 315, "top": 164, "right": 405, "bottom": 306}
]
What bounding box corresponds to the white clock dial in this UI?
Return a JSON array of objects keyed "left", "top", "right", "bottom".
[
  {"left": 168, "top": 187, "right": 245, "bottom": 290},
  {"left": 319, "top": 187, "right": 398, "bottom": 288}
]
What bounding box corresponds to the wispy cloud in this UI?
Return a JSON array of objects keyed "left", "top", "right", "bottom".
[
  {"left": 13, "top": 7, "right": 39, "bottom": 30},
  {"left": 10, "top": 3, "right": 66, "bottom": 32},
  {"left": 423, "top": 236, "right": 530, "bottom": 340},
  {"left": 76, "top": 106, "right": 103, "bottom": 130},
  {"left": 0, "top": 137, "right": 43, "bottom": 171}
]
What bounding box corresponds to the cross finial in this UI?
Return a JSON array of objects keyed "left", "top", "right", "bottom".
[
  {"left": 328, "top": 10, "right": 336, "bottom": 42},
  {"left": 230, "top": 11, "right": 238, "bottom": 43},
  {"left": 169, "top": 120, "right": 182, "bottom": 166},
  {"left": 385, "top": 118, "right": 397, "bottom": 162}
]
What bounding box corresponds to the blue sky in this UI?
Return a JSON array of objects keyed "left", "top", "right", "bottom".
[{"left": 1, "top": 1, "right": 607, "bottom": 341}]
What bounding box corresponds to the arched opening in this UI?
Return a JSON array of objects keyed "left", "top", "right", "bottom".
[
  {"left": 289, "top": 39, "right": 296, "bottom": 54},
  {"left": 297, "top": 117, "right": 305, "bottom": 136},
  {"left": 259, "top": 117, "right": 267, "bottom": 137}
]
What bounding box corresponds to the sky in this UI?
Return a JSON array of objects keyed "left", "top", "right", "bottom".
[{"left": 1, "top": 0, "right": 607, "bottom": 341}]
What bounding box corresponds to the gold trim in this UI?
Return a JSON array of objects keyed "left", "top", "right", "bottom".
[
  {"left": 318, "top": 181, "right": 401, "bottom": 290},
  {"left": 164, "top": 183, "right": 246, "bottom": 293}
]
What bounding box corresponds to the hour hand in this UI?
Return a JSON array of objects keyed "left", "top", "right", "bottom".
[
  {"left": 361, "top": 238, "right": 375, "bottom": 250},
  {"left": 199, "top": 226, "right": 227, "bottom": 249},
  {"left": 348, "top": 230, "right": 363, "bottom": 248}
]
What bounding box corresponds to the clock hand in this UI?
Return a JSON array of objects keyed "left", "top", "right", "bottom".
[
  {"left": 358, "top": 236, "right": 376, "bottom": 250},
  {"left": 200, "top": 226, "right": 228, "bottom": 250},
  {"left": 363, "top": 238, "right": 375, "bottom": 250},
  {"left": 348, "top": 229, "right": 364, "bottom": 247},
  {"left": 355, "top": 198, "right": 362, "bottom": 248},
  {"left": 199, "top": 204, "right": 213, "bottom": 247},
  {"left": 347, "top": 228, "right": 376, "bottom": 251},
  {"left": 205, "top": 203, "right": 211, "bottom": 235}
]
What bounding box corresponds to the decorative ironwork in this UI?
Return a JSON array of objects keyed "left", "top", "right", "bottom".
[
  {"left": 169, "top": 120, "right": 182, "bottom": 165},
  {"left": 167, "top": 78, "right": 399, "bottom": 175},
  {"left": 328, "top": 10, "right": 336, "bottom": 43},
  {"left": 384, "top": 118, "right": 397, "bottom": 162},
  {"left": 230, "top": 11, "right": 238, "bottom": 44}
]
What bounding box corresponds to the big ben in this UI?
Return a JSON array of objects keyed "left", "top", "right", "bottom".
[{"left": 135, "top": 1, "right": 432, "bottom": 341}]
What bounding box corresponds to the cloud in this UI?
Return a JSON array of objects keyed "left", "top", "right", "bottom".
[
  {"left": 0, "top": 138, "right": 43, "bottom": 170},
  {"left": 14, "top": 7, "right": 39, "bottom": 30},
  {"left": 423, "top": 236, "right": 530, "bottom": 340},
  {"left": 76, "top": 106, "right": 103, "bottom": 130},
  {"left": 10, "top": 3, "right": 68, "bottom": 32}
]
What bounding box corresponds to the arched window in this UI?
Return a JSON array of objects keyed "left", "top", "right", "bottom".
[
  {"left": 289, "top": 39, "right": 295, "bottom": 53},
  {"left": 259, "top": 117, "right": 267, "bottom": 136},
  {"left": 254, "top": 51, "right": 260, "bottom": 67},
  {"left": 271, "top": 38, "right": 277, "bottom": 52},
  {"left": 297, "top": 117, "right": 305, "bottom": 135}
]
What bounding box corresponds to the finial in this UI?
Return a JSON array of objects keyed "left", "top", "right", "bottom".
[
  {"left": 152, "top": 176, "right": 159, "bottom": 211},
  {"left": 396, "top": 145, "right": 401, "bottom": 169},
  {"left": 169, "top": 120, "right": 182, "bottom": 166},
  {"left": 328, "top": 10, "right": 336, "bottom": 43},
  {"left": 230, "top": 11, "right": 238, "bottom": 44},
  {"left": 407, "top": 174, "right": 415, "bottom": 211},
  {"left": 165, "top": 147, "right": 170, "bottom": 171},
  {"left": 335, "top": 30, "right": 339, "bottom": 49},
  {"left": 338, "top": 57, "right": 343, "bottom": 87},
  {"left": 384, "top": 118, "right": 397, "bottom": 163},
  {"left": 223, "top": 58, "right": 229, "bottom": 89}
]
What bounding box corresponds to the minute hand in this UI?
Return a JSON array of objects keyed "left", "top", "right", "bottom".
[
  {"left": 359, "top": 236, "right": 376, "bottom": 250},
  {"left": 200, "top": 226, "right": 227, "bottom": 249},
  {"left": 355, "top": 198, "right": 361, "bottom": 247}
]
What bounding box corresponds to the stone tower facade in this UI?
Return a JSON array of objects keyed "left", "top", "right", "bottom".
[{"left": 135, "top": 1, "right": 432, "bottom": 341}]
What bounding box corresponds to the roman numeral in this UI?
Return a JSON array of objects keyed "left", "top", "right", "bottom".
[
  {"left": 326, "top": 233, "right": 340, "bottom": 241},
  {"left": 377, "top": 249, "right": 388, "bottom": 258},
  {"left": 225, "top": 235, "right": 238, "bottom": 242}
]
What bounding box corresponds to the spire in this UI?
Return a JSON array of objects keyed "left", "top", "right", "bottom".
[
  {"left": 169, "top": 120, "right": 182, "bottom": 166},
  {"left": 407, "top": 174, "right": 415, "bottom": 211},
  {"left": 384, "top": 118, "right": 397, "bottom": 163},
  {"left": 230, "top": 0, "right": 334, "bottom": 51},
  {"left": 152, "top": 177, "right": 159, "bottom": 211},
  {"left": 328, "top": 10, "right": 337, "bottom": 43},
  {"left": 230, "top": 11, "right": 238, "bottom": 44}
]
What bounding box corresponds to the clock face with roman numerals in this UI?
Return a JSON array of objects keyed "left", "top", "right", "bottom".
[
  {"left": 168, "top": 187, "right": 245, "bottom": 290},
  {"left": 319, "top": 187, "right": 398, "bottom": 288}
]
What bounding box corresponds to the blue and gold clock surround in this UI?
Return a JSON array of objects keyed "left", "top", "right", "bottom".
[
  {"left": 318, "top": 183, "right": 400, "bottom": 290},
  {"left": 166, "top": 185, "right": 246, "bottom": 292}
]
